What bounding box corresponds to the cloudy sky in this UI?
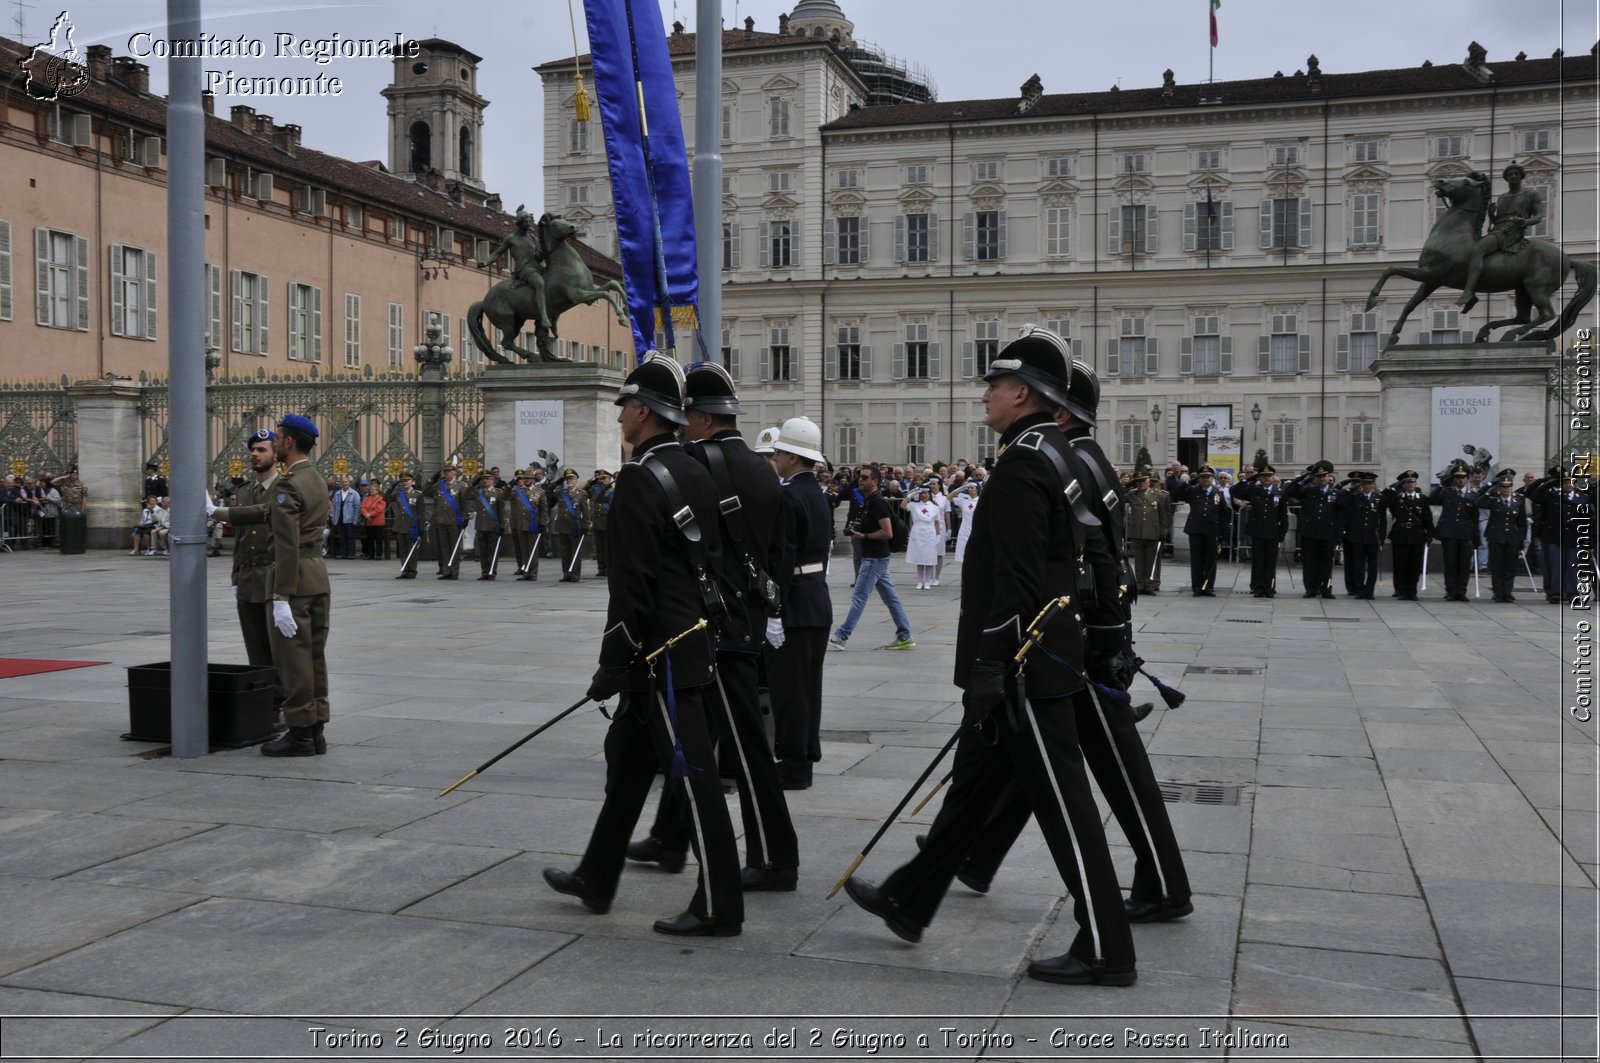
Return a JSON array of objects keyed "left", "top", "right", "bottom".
[{"left": 34, "top": 0, "right": 1596, "bottom": 206}]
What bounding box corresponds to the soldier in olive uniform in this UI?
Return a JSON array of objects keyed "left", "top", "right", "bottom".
[
  {"left": 1177, "top": 465, "right": 1226, "bottom": 596},
  {"left": 1429, "top": 464, "right": 1481, "bottom": 601},
  {"left": 423, "top": 465, "right": 467, "bottom": 579},
  {"left": 551, "top": 467, "right": 592, "bottom": 583},
  {"left": 1476, "top": 469, "right": 1529, "bottom": 602},
  {"left": 1125, "top": 468, "right": 1171, "bottom": 595},
  {"left": 1231, "top": 465, "right": 1289, "bottom": 598},
  {"left": 1382, "top": 470, "right": 1434, "bottom": 600},
  {"left": 467, "top": 471, "right": 506, "bottom": 580},
  {"left": 232, "top": 430, "right": 281, "bottom": 701},
  {"left": 588, "top": 470, "right": 615, "bottom": 577},
  {"left": 210, "top": 414, "right": 332, "bottom": 757},
  {"left": 389, "top": 473, "right": 425, "bottom": 578},
  {"left": 57, "top": 468, "right": 87, "bottom": 513},
  {"left": 507, "top": 469, "right": 547, "bottom": 580},
  {"left": 1286, "top": 461, "right": 1342, "bottom": 598},
  {"left": 1334, "top": 472, "right": 1386, "bottom": 599}
]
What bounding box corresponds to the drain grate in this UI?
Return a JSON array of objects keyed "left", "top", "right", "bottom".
[
  {"left": 819, "top": 729, "right": 872, "bottom": 744},
  {"left": 128, "top": 630, "right": 168, "bottom": 637},
  {"left": 1159, "top": 782, "right": 1242, "bottom": 806},
  {"left": 1185, "top": 665, "right": 1263, "bottom": 676},
  {"left": 1302, "top": 615, "right": 1362, "bottom": 623},
  {"left": 405, "top": 598, "right": 445, "bottom": 604},
  {"left": 1226, "top": 618, "right": 1266, "bottom": 624}
]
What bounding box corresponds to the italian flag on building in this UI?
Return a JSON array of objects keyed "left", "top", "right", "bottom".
[{"left": 1210, "top": 0, "right": 1221, "bottom": 47}]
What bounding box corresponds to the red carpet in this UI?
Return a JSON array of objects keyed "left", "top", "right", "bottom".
[{"left": 0, "top": 658, "right": 108, "bottom": 679}]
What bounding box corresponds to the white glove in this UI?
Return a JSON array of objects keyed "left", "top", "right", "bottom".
[
  {"left": 204, "top": 494, "right": 218, "bottom": 517},
  {"left": 272, "top": 600, "right": 298, "bottom": 638},
  {"left": 231, "top": 585, "right": 238, "bottom": 596},
  {"left": 765, "top": 617, "right": 786, "bottom": 650}
]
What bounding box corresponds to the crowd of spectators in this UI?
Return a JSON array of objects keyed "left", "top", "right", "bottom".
[{"left": 1, "top": 467, "right": 80, "bottom": 549}]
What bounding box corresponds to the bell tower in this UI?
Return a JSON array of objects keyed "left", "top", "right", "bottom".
[{"left": 381, "top": 38, "right": 488, "bottom": 192}]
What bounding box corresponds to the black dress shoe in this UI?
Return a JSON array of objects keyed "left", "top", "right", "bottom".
[
  {"left": 311, "top": 722, "right": 327, "bottom": 755},
  {"left": 395, "top": 572, "right": 415, "bottom": 579},
  {"left": 542, "top": 867, "right": 610, "bottom": 913},
  {"left": 843, "top": 877, "right": 922, "bottom": 943},
  {"left": 1026, "top": 952, "right": 1137, "bottom": 986},
  {"left": 1302, "top": 592, "right": 1318, "bottom": 598},
  {"left": 625, "top": 836, "right": 687, "bottom": 874},
  {"left": 478, "top": 574, "right": 495, "bottom": 581},
  {"left": 261, "top": 726, "right": 314, "bottom": 757},
  {"left": 652, "top": 910, "right": 741, "bottom": 937},
  {"left": 741, "top": 865, "right": 798, "bottom": 891},
  {"left": 1321, "top": 591, "right": 1336, "bottom": 599},
  {"left": 1124, "top": 896, "right": 1194, "bottom": 923},
  {"left": 1131, "top": 701, "right": 1155, "bottom": 723}
]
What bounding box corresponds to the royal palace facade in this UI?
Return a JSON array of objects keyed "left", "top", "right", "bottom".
[{"left": 540, "top": 2, "right": 1597, "bottom": 471}]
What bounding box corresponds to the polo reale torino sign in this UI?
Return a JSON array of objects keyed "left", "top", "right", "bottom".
[{"left": 1430, "top": 386, "right": 1500, "bottom": 482}]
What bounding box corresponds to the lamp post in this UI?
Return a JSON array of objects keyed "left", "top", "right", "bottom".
[
  {"left": 1150, "top": 403, "right": 1161, "bottom": 440},
  {"left": 1250, "top": 401, "right": 1262, "bottom": 440},
  {"left": 413, "top": 313, "right": 454, "bottom": 481}
]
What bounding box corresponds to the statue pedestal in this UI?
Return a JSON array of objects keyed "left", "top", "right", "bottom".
[
  {"left": 477, "top": 362, "right": 628, "bottom": 480},
  {"left": 1372, "top": 342, "right": 1555, "bottom": 480},
  {"left": 64, "top": 378, "right": 147, "bottom": 549}
]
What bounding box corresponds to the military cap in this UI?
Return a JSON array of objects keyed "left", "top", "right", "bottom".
[
  {"left": 145, "top": 461, "right": 160, "bottom": 470},
  {"left": 983, "top": 333, "right": 1072, "bottom": 411},
  {"left": 513, "top": 468, "right": 529, "bottom": 478},
  {"left": 1257, "top": 464, "right": 1277, "bottom": 475},
  {"left": 615, "top": 352, "right": 688, "bottom": 426},
  {"left": 683, "top": 360, "right": 745, "bottom": 416},
  {"left": 248, "top": 428, "right": 277, "bottom": 443},
  {"left": 1495, "top": 468, "right": 1517, "bottom": 484},
  {"left": 399, "top": 471, "right": 416, "bottom": 480},
  {"left": 753, "top": 426, "right": 781, "bottom": 455},
  {"left": 1398, "top": 469, "right": 1420, "bottom": 482},
  {"left": 772, "top": 416, "right": 825, "bottom": 463},
  {"left": 1353, "top": 470, "right": 1379, "bottom": 483},
  {"left": 595, "top": 469, "right": 611, "bottom": 478},
  {"left": 1310, "top": 459, "right": 1335, "bottom": 475},
  {"left": 1197, "top": 464, "right": 1216, "bottom": 476},
  {"left": 277, "top": 413, "right": 319, "bottom": 438},
  {"left": 1450, "top": 465, "right": 1469, "bottom": 477},
  {"left": 440, "top": 462, "right": 458, "bottom": 472},
  {"left": 1132, "top": 467, "right": 1153, "bottom": 481},
  {"left": 563, "top": 467, "right": 579, "bottom": 479}
]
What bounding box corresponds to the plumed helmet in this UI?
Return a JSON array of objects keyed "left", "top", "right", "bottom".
[
  {"left": 615, "top": 353, "right": 688, "bottom": 426},
  {"left": 772, "top": 416, "right": 825, "bottom": 463},
  {"left": 683, "top": 360, "right": 745, "bottom": 415},
  {"left": 1065, "top": 358, "right": 1101, "bottom": 427},
  {"left": 983, "top": 332, "right": 1071, "bottom": 411}
]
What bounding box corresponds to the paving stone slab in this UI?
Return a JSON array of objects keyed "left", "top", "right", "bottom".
[
  {"left": 1256, "top": 753, "right": 1383, "bottom": 790},
  {"left": 1373, "top": 746, "right": 1513, "bottom": 785},
  {"left": 1422, "top": 878, "right": 1598, "bottom": 990},
  {"left": 0, "top": 987, "right": 182, "bottom": 1059},
  {"left": 1209, "top": 1020, "right": 1481, "bottom": 1059},
  {"left": 0, "top": 759, "right": 202, "bottom": 814},
  {"left": 1238, "top": 883, "right": 1440, "bottom": 958},
  {"left": 1387, "top": 779, "right": 1587, "bottom": 886},
  {"left": 1258, "top": 728, "right": 1374, "bottom": 758},
  {"left": 0, "top": 809, "right": 215, "bottom": 879},
  {"left": 1232, "top": 942, "right": 1469, "bottom": 1041},
  {"left": 0, "top": 874, "right": 200, "bottom": 978},
  {"left": 7, "top": 897, "right": 571, "bottom": 1014},
  {"left": 112, "top": 774, "right": 478, "bottom": 835},
  {"left": 1454, "top": 976, "right": 1599, "bottom": 1062},
  {"left": 1247, "top": 828, "right": 1415, "bottom": 892},
  {"left": 66, "top": 823, "right": 514, "bottom": 913}
]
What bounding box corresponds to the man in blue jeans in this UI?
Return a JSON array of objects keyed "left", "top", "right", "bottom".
[{"left": 831, "top": 465, "right": 914, "bottom": 651}]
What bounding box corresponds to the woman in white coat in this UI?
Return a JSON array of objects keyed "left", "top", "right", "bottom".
[
  {"left": 952, "top": 482, "right": 980, "bottom": 564},
  {"left": 903, "top": 485, "right": 944, "bottom": 590}
]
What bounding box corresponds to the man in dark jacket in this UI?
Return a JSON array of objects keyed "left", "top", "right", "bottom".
[
  {"left": 841, "top": 333, "right": 1136, "bottom": 987},
  {"left": 1231, "top": 465, "right": 1289, "bottom": 597},
  {"left": 1286, "top": 460, "right": 1341, "bottom": 598},
  {"left": 1429, "top": 463, "right": 1481, "bottom": 601},
  {"left": 1334, "top": 472, "right": 1386, "bottom": 599},
  {"left": 544, "top": 355, "right": 743, "bottom": 938},
  {"left": 1528, "top": 468, "right": 1590, "bottom": 603},
  {"left": 769, "top": 416, "right": 835, "bottom": 790},
  {"left": 1177, "top": 465, "right": 1225, "bottom": 596},
  {"left": 1382, "top": 471, "right": 1434, "bottom": 600},
  {"left": 1475, "top": 469, "right": 1529, "bottom": 602}
]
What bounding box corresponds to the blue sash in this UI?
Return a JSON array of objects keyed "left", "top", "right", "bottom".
[
  {"left": 561, "top": 490, "right": 585, "bottom": 529},
  {"left": 397, "top": 491, "right": 419, "bottom": 541},
  {"left": 515, "top": 488, "right": 539, "bottom": 532},
  {"left": 477, "top": 490, "right": 500, "bottom": 532},
  {"left": 591, "top": 485, "right": 611, "bottom": 513},
  {"left": 440, "top": 484, "right": 464, "bottom": 527}
]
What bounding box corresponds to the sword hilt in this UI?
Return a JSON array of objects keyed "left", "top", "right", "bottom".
[{"left": 1013, "top": 595, "right": 1072, "bottom": 665}]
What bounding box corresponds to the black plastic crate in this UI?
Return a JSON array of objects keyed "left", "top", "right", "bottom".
[{"left": 126, "top": 662, "right": 278, "bottom": 748}]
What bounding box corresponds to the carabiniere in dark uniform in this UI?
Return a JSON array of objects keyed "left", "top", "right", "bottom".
[
  {"left": 1286, "top": 460, "right": 1342, "bottom": 598},
  {"left": 1333, "top": 472, "right": 1386, "bottom": 600},
  {"left": 1382, "top": 470, "right": 1433, "bottom": 600},
  {"left": 1476, "top": 469, "right": 1529, "bottom": 602},
  {"left": 544, "top": 354, "right": 744, "bottom": 938},
  {"left": 1231, "top": 465, "right": 1289, "bottom": 598}
]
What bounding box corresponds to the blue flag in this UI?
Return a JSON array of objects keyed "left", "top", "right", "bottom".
[{"left": 584, "top": 0, "right": 698, "bottom": 358}]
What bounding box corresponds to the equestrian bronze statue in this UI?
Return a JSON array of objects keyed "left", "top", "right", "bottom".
[
  {"left": 1365, "top": 164, "right": 1595, "bottom": 345},
  {"left": 470, "top": 212, "right": 628, "bottom": 363}
]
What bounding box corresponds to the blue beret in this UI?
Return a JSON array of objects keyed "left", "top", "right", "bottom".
[
  {"left": 277, "top": 413, "right": 318, "bottom": 438},
  {"left": 249, "top": 428, "right": 277, "bottom": 443}
]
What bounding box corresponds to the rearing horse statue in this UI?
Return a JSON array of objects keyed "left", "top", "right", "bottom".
[
  {"left": 1366, "top": 172, "right": 1594, "bottom": 345},
  {"left": 469, "top": 213, "right": 629, "bottom": 363}
]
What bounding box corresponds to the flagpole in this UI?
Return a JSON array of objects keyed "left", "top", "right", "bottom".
[
  {"left": 1208, "top": 0, "right": 1214, "bottom": 84},
  {"left": 692, "top": 0, "right": 722, "bottom": 365}
]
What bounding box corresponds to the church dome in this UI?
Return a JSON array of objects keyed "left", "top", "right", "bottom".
[{"left": 787, "top": 0, "right": 853, "bottom": 43}]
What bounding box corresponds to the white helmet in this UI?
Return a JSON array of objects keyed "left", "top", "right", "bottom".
[
  {"left": 772, "top": 416, "right": 825, "bottom": 463},
  {"left": 752, "top": 426, "right": 782, "bottom": 454}
]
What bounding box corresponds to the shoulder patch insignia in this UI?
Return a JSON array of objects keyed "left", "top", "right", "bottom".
[{"left": 276, "top": 493, "right": 287, "bottom": 504}]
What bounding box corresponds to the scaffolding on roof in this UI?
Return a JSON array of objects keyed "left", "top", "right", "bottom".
[{"left": 840, "top": 37, "right": 936, "bottom": 106}]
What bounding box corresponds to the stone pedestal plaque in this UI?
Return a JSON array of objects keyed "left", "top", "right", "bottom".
[
  {"left": 64, "top": 379, "right": 147, "bottom": 549},
  {"left": 1372, "top": 342, "right": 1555, "bottom": 481},
  {"left": 477, "top": 362, "right": 628, "bottom": 479}
]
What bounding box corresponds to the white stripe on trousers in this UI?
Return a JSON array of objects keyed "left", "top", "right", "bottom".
[
  {"left": 1021, "top": 695, "right": 1101, "bottom": 963},
  {"left": 1085, "top": 685, "right": 1168, "bottom": 900},
  {"left": 654, "top": 691, "right": 714, "bottom": 920},
  {"left": 713, "top": 668, "right": 770, "bottom": 866}
]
